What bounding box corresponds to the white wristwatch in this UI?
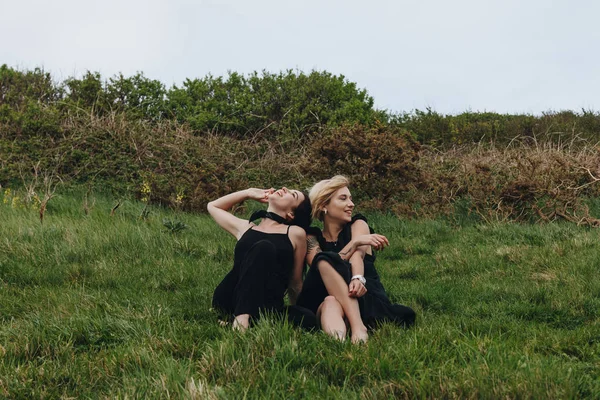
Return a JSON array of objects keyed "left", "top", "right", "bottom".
[{"left": 351, "top": 275, "right": 366, "bottom": 285}]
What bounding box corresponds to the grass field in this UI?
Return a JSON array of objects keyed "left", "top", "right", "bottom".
[{"left": 0, "top": 191, "right": 599, "bottom": 398}]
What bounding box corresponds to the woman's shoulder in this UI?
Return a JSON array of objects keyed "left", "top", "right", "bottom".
[
  {"left": 287, "top": 225, "right": 308, "bottom": 252},
  {"left": 348, "top": 214, "right": 374, "bottom": 233},
  {"left": 341, "top": 214, "right": 374, "bottom": 244},
  {"left": 305, "top": 226, "right": 323, "bottom": 238},
  {"left": 288, "top": 225, "right": 307, "bottom": 239},
  {"left": 305, "top": 226, "right": 327, "bottom": 248},
  {"left": 350, "top": 213, "right": 368, "bottom": 226}
]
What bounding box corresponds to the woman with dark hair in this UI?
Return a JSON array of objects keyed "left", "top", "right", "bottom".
[
  {"left": 208, "top": 187, "right": 316, "bottom": 331},
  {"left": 297, "top": 176, "right": 415, "bottom": 343}
]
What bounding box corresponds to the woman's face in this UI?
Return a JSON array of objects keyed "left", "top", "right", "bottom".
[
  {"left": 269, "top": 187, "right": 305, "bottom": 214},
  {"left": 324, "top": 186, "right": 354, "bottom": 223}
]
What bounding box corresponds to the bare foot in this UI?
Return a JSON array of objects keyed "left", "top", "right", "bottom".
[
  {"left": 351, "top": 328, "right": 368, "bottom": 344},
  {"left": 327, "top": 329, "right": 346, "bottom": 342},
  {"left": 232, "top": 314, "right": 250, "bottom": 332}
]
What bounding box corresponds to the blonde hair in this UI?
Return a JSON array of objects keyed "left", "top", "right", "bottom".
[{"left": 309, "top": 175, "right": 350, "bottom": 221}]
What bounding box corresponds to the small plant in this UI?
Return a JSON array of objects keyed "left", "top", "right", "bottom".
[
  {"left": 140, "top": 180, "right": 151, "bottom": 203},
  {"left": 82, "top": 186, "right": 96, "bottom": 215},
  {"left": 140, "top": 205, "right": 151, "bottom": 220},
  {"left": 139, "top": 180, "right": 152, "bottom": 219},
  {"left": 162, "top": 219, "right": 188, "bottom": 234},
  {"left": 173, "top": 189, "right": 185, "bottom": 210},
  {"left": 2, "top": 188, "right": 10, "bottom": 204}
]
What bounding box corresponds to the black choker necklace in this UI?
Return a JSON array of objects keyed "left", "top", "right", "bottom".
[{"left": 249, "top": 210, "right": 288, "bottom": 225}]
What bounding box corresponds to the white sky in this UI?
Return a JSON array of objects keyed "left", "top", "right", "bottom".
[{"left": 1, "top": 0, "right": 599, "bottom": 115}]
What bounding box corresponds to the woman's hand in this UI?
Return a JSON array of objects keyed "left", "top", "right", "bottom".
[
  {"left": 353, "top": 234, "right": 390, "bottom": 251},
  {"left": 349, "top": 279, "right": 367, "bottom": 298},
  {"left": 246, "top": 188, "right": 275, "bottom": 203}
]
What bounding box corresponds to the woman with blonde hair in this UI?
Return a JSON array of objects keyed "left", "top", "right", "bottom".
[{"left": 297, "top": 176, "right": 415, "bottom": 343}]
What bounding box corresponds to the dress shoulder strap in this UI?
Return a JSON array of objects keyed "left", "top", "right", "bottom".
[{"left": 286, "top": 225, "right": 291, "bottom": 234}]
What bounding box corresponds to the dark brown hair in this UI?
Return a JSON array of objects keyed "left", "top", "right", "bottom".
[{"left": 290, "top": 191, "right": 312, "bottom": 230}]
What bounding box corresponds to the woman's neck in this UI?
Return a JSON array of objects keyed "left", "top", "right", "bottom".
[
  {"left": 322, "top": 219, "right": 345, "bottom": 242},
  {"left": 257, "top": 219, "right": 283, "bottom": 229}
]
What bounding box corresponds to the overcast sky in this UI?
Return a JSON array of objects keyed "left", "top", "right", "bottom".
[{"left": 1, "top": 0, "right": 598, "bottom": 115}]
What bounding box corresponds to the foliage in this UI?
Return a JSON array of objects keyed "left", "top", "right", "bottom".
[
  {"left": 3, "top": 64, "right": 600, "bottom": 223},
  {"left": 391, "top": 107, "right": 600, "bottom": 146},
  {"left": 162, "top": 219, "right": 189, "bottom": 234},
  {"left": 165, "top": 70, "right": 384, "bottom": 136},
  {"left": 2, "top": 107, "right": 600, "bottom": 224},
  {"left": 1, "top": 65, "right": 382, "bottom": 137},
  {"left": 304, "top": 123, "right": 422, "bottom": 207},
  {"left": 411, "top": 142, "right": 600, "bottom": 224},
  {"left": 0, "top": 64, "right": 62, "bottom": 108}
]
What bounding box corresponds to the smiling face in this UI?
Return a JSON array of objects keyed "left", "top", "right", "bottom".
[
  {"left": 267, "top": 187, "right": 306, "bottom": 221},
  {"left": 323, "top": 186, "right": 354, "bottom": 223}
]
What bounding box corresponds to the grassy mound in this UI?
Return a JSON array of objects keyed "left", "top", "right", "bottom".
[{"left": 0, "top": 192, "right": 599, "bottom": 397}]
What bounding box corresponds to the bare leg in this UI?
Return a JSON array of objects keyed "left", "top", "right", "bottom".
[
  {"left": 317, "top": 296, "right": 346, "bottom": 341},
  {"left": 233, "top": 314, "right": 250, "bottom": 331},
  {"left": 318, "top": 261, "right": 368, "bottom": 343}
]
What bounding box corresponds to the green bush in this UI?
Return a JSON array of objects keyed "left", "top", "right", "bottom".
[
  {"left": 391, "top": 108, "right": 600, "bottom": 146},
  {"left": 0, "top": 64, "right": 62, "bottom": 108},
  {"left": 165, "top": 70, "right": 384, "bottom": 136},
  {"left": 2, "top": 64, "right": 600, "bottom": 223},
  {"left": 304, "top": 123, "right": 422, "bottom": 207}
]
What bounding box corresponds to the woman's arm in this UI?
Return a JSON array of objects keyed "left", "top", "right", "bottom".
[
  {"left": 288, "top": 226, "right": 307, "bottom": 305},
  {"left": 305, "top": 235, "right": 322, "bottom": 266},
  {"left": 339, "top": 233, "right": 389, "bottom": 260},
  {"left": 207, "top": 188, "right": 274, "bottom": 239},
  {"left": 305, "top": 230, "right": 388, "bottom": 265},
  {"left": 348, "top": 219, "right": 372, "bottom": 297}
]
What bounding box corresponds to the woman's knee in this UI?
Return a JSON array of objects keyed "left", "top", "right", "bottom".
[
  {"left": 316, "top": 259, "right": 350, "bottom": 282},
  {"left": 321, "top": 295, "right": 343, "bottom": 313},
  {"left": 316, "top": 260, "right": 336, "bottom": 275}
]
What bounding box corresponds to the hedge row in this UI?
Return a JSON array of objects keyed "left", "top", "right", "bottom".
[
  {"left": 2, "top": 110, "right": 600, "bottom": 224},
  {"left": 2, "top": 64, "right": 600, "bottom": 145}
]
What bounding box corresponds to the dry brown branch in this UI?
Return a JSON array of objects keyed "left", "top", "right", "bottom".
[
  {"left": 111, "top": 200, "right": 122, "bottom": 216},
  {"left": 39, "top": 171, "right": 62, "bottom": 224}
]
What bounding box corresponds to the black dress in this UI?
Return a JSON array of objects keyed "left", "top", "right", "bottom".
[
  {"left": 212, "top": 225, "right": 317, "bottom": 330},
  {"left": 297, "top": 215, "right": 415, "bottom": 328}
]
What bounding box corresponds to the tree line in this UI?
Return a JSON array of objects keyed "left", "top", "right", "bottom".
[{"left": 2, "top": 64, "right": 600, "bottom": 144}]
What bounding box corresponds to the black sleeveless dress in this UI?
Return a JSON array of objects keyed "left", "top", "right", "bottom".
[
  {"left": 297, "top": 215, "right": 415, "bottom": 328},
  {"left": 212, "top": 226, "right": 316, "bottom": 330}
]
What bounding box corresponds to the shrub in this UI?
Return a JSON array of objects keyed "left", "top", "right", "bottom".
[
  {"left": 303, "top": 123, "right": 422, "bottom": 207},
  {"left": 413, "top": 143, "right": 600, "bottom": 224},
  {"left": 165, "top": 70, "right": 384, "bottom": 137},
  {"left": 391, "top": 109, "right": 600, "bottom": 146}
]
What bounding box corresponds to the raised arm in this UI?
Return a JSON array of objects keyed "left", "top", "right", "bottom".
[
  {"left": 207, "top": 188, "right": 274, "bottom": 239},
  {"left": 288, "top": 226, "right": 307, "bottom": 305}
]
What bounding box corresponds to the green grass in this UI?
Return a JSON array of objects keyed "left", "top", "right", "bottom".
[{"left": 1, "top": 191, "right": 599, "bottom": 398}]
